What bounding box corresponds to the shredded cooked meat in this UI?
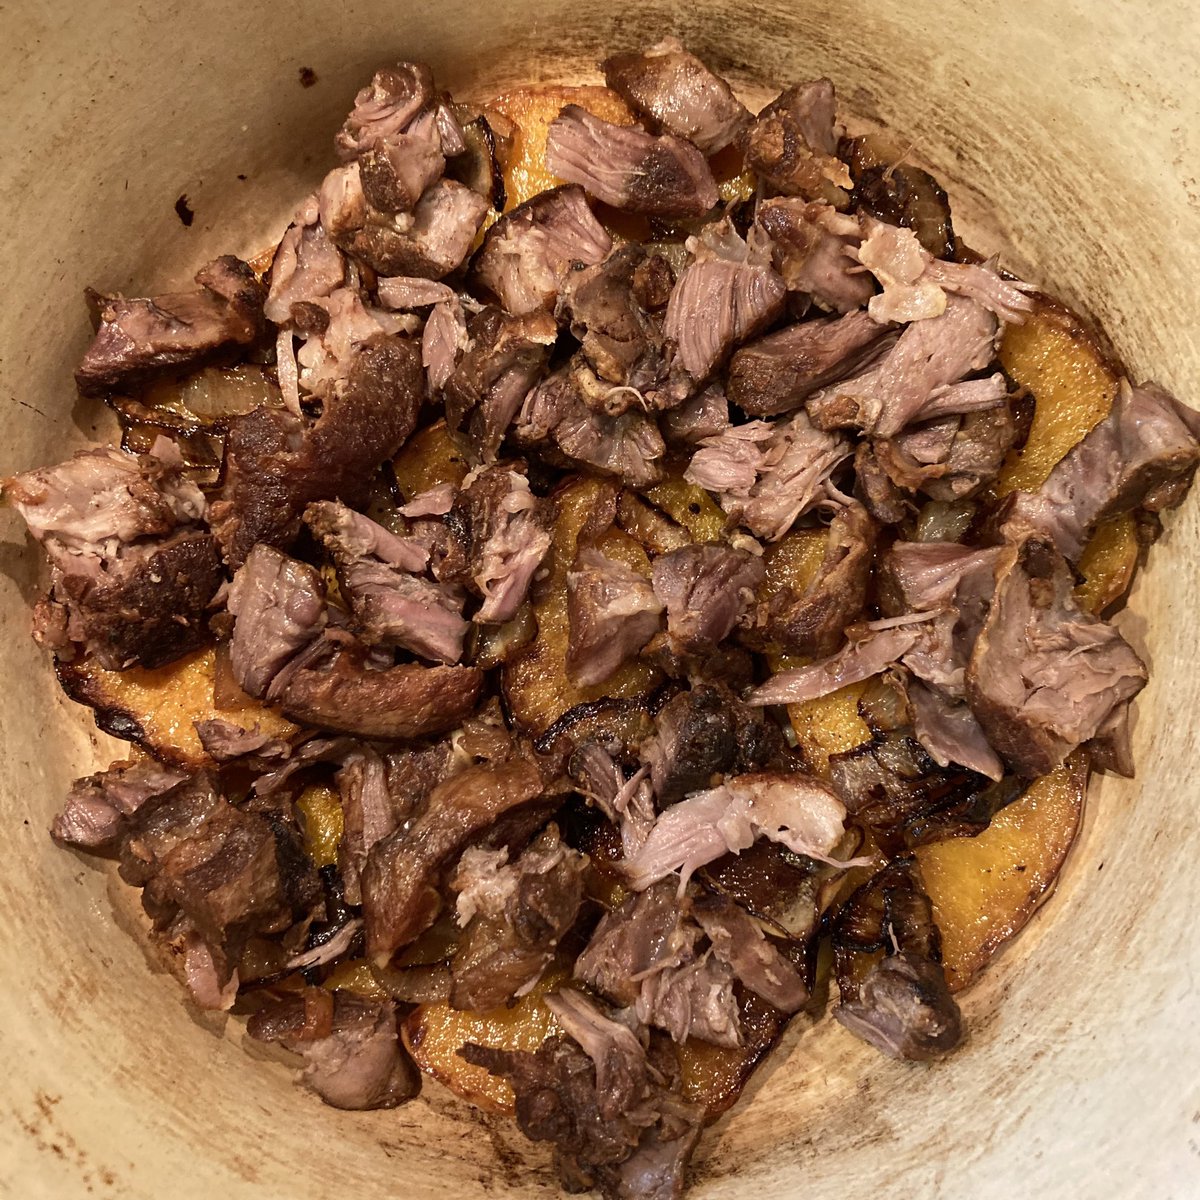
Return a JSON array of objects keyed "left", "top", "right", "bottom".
[{"left": 14, "top": 42, "right": 1198, "bottom": 1200}]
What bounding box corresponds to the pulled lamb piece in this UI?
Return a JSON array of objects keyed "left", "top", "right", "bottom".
[
  {"left": 740, "top": 80, "right": 851, "bottom": 207},
  {"left": 475, "top": 185, "right": 613, "bottom": 315},
  {"left": 545, "top": 105, "right": 718, "bottom": 219},
  {"left": 762, "top": 499, "right": 876, "bottom": 658},
  {"left": 622, "top": 772, "right": 852, "bottom": 891},
  {"left": 831, "top": 859, "right": 962, "bottom": 1060},
  {"left": 52, "top": 758, "right": 190, "bottom": 849},
  {"left": 443, "top": 306, "right": 559, "bottom": 461},
  {"left": 685, "top": 409, "right": 849, "bottom": 541},
  {"left": 362, "top": 759, "right": 550, "bottom": 961},
  {"left": 727, "top": 310, "right": 894, "bottom": 418},
  {"left": 966, "top": 535, "right": 1147, "bottom": 777},
  {"left": 806, "top": 295, "right": 1000, "bottom": 436},
  {"left": 660, "top": 385, "right": 730, "bottom": 446},
  {"left": 650, "top": 542, "right": 764, "bottom": 654},
  {"left": 76, "top": 257, "right": 266, "bottom": 396},
  {"left": 248, "top": 992, "right": 420, "bottom": 1110},
  {"left": 462, "top": 990, "right": 702, "bottom": 1200},
  {"left": 265, "top": 209, "right": 347, "bottom": 326},
  {"left": 663, "top": 220, "right": 787, "bottom": 382},
  {"left": 517, "top": 361, "right": 667, "bottom": 487},
  {"left": 756, "top": 199, "right": 873, "bottom": 312},
  {"left": 449, "top": 824, "right": 587, "bottom": 1010},
  {"left": 601, "top": 37, "right": 750, "bottom": 155},
  {"left": 566, "top": 546, "right": 664, "bottom": 688},
  {"left": 335, "top": 744, "right": 412, "bottom": 905},
  {"left": 568, "top": 742, "right": 658, "bottom": 858},
  {"left": 211, "top": 336, "right": 424, "bottom": 567},
  {"left": 422, "top": 300, "right": 469, "bottom": 392},
  {"left": 1003, "top": 379, "right": 1200, "bottom": 562},
  {"left": 5, "top": 441, "right": 219, "bottom": 669},
  {"left": 376, "top": 276, "right": 457, "bottom": 309},
  {"left": 335, "top": 62, "right": 436, "bottom": 161},
  {"left": 448, "top": 465, "right": 553, "bottom": 623},
  {"left": 358, "top": 131, "right": 445, "bottom": 215},
  {"left": 575, "top": 879, "right": 741, "bottom": 1048}
]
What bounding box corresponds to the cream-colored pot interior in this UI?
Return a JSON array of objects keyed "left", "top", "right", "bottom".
[{"left": 2, "top": 1, "right": 1198, "bottom": 1196}]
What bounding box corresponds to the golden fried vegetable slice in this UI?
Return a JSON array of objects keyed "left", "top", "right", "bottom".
[
  {"left": 916, "top": 754, "right": 1086, "bottom": 992},
  {"left": 487, "top": 86, "right": 634, "bottom": 210},
  {"left": 56, "top": 646, "right": 297, "bottom": 768},
  {"left": 391, "top": 418, "right": 469, "bottom": 503},
  {"left": 502, "top": 476, "right": 660, "bottom": 733},
  {"left": 295, "top": 783, "right": 343, "bottom": 868},
  {"left": 641, "top": 476, "right": 728, "bottom": 543},
  {"left": 1075, "top": 512, "right": 1139, "bottom": 614},
  {"left": 995, "top": 297, "right": 1121, "bottom": 496}
]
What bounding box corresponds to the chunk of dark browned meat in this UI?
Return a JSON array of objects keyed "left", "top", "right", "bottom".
[
  {"left": 728, "top": 311, "right": 893, "bottom": 417},
  {"left": 805, "top": 295, "right": 999, "bottom": 436},
  {"left": 879, "top": 406, "right": 1015, "bottom": 502},
  {"left": 516, "top": 361, "right": 667, "bottom": 487},
  {"left": 842, "top": 133, "right": 956, "bottom": 259},
  {"left": 566, "top": 546, "right": 664, "bottom": 688},
  {"left": 602, "top": 37, "right": 750, "bottom": 155},
  {"left": 271, "top": 636, "right": 484, "bottom": 742},
  {"left": 338, "top": 179, "right": 489, "bottom": 279},
  {"left": 226, "top": 544, "right": 328, "bottom": 698},
  {"left": 559, "top": 245, "right": 673, "bottom": 393},
  {"left": 443, "top": 306, "right": 558, "bottom": 461},
  {"left": 449, "top": 825, "right": 587, "bottom": 1010},
  {"left": 362, "top": 759, "right": 549, "bottom": 961},
  {"left": 358, "top": 129, "right": 445, "bottom": 214},
  {"left": 248, "top": 992, "right": 420, "bottom": 1110},
  {"left": 854, "top": 441, "right": 910, "bottom": 524},
  {"left": 1003, "top": 380, "right": 1200, "bottom": 562},
  {"left": 685, "top": 408, "right": 848, "bottom": 541},
  {"left": 965, "top": 535, "right": 1147, "bottom": 777},
  {"left": 651, "top": 542, "right": 764, "bottom": 654},
  {"left": 449, "top": 465, "right": 553, "bottom": 623},
  {"left": 639, "top": 686, "right": 741, "bottom": 805},
  {"left": 335, "top": 62, "right": 436, "bottom": 161},
  {"left": 52, "top": 758, "right": 191, "bottom": 849},
  {"left": 545, "top": 105, "right": 718, "bottom": 219},
  {"left": 663, "top": 222, "right": 787, "bottom": 382},
  {"left": 211, "top": 337, "right": 424, "bottom": 567},
  {"left": 474, "top": 185, "right": 612, "bottom": 315},
  {"left": 763, "top": 500, "right": 875, "bottom": 658},
  {"left": 831, "top": 859, "right": 962, "bottom": 1060},
  {"left": 741, "top": 80, "right": 851, "bottom": 207},
  {"left": 756, "top": 198, "right": 873, "bottom": 312},
  {"left": 76, "top": 257, "right": 266, "bottom": 396}
]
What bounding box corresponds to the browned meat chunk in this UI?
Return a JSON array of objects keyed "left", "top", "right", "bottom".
[
  {"left": 651, "top": 542, "right": 763, "bottom": 654},
  {"left": 639, "top": 687, "right": 739, "bottom": 805},
  {"left": 448, "top": 466, "right": 553, "bottom": 623},
  {"left": 76, "top": 256, "right": 266, "bottom": 396},
  {"left": 422, "top": 300, "right": 468, "bottom": 392},
  {"left": 566, "top": 546, "right": 664, "bottom": 688},
  {"left": 358, "top": 126, "right": 445, "bottom": 214},
  {"left": 210, "top": 337, "right": 424, "bottom": 567},
  {"left": 1003, "top": 380, "right": 1200, "bottom": 561},
  {"left": 727, "top": 310, "right": 893, "bottom": 417},
  {"left": 663, "top": 221, "right": 787, "bottom": 381},
  {"left": 337, "top": 179, "right": 489, "bottom": 279},
  {"left": 51, "top": 758, "right": 190, "bottom": 849},
  {"left": 763, "top": 500, "right": 875, "bottom": 657},
  {"left": 270, "top": 637, "right": 484, "bottom": 741},
  {"left": 575, "top": 880, "right": 741, "bottom": 1047},
  {"left": 265, "top": 209, "right": 347, "bottom": 326},
  {"left": 601, "top": 37, "right": 750, "bottom": 155},
  {"left": 756, "top": 199, "right": 873, "bottom": 312},
  {"left": 517, "top": 361, "right": 667, "bottom": 487},
  {"left": 832, "top": 859, "right": 962, "bottom": 1060},
  {"left": 741, "top": 80, "right": 851, "bottom": 206},
  {"left": 335, "top": 63, "right": 436, "bottom": 160},
  {"left": 806, "top": 295, "right": 1000, "bottom": 436},
  {"left": 474, "top": 185, "right": 612, "bottom": 315},
  {"left": 965, "top": 535, "right": 1147, "bottom": 777},
  {"left": 449, "top": 825, "right": 587, "bottom": 1010},
  {"left": 660, "top": 385, "right": 730, "bottom": 446},
  {"left": 685, "top": 408, "right": 848, "bottom": 541},
  {"left": 226, "top": 544, "right": 328, "bottom": 697},
  {"left": 443, "top": 306, "right": 558, "bottom": 461},
  {"left": 361, "top": 759, "right": 548, "bottom": 961},
  {"left": 248, "top": 991, "right": 420, "bottom": 1110},
  {"left": 545, "top": 105, "right": 718, "bottom": 219}
]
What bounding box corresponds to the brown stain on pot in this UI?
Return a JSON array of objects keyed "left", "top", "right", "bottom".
[{"left": 14, "top": 1091, "right": 124, "bottom": 1193}]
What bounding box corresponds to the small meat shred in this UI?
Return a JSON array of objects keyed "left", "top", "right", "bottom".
[{"left": 651, "top": 542, "right": 764, "bottom": 653}]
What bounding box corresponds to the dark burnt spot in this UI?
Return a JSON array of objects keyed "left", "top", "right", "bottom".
[
  {"left": 174, "top": 194, "right": 194, "bottom": 227},
  {"left": 298, "top": 66, "right": 318, "bottom": 88},
  {"left": 237, "top": 173, "right": 248, "bottom": 182}
]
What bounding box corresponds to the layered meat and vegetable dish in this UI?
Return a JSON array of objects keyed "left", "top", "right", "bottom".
[{"left": 7, "top": 39, "right": 1199, "bottom": 1199}]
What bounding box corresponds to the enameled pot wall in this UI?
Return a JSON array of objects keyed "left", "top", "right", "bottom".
[{"left": 1, "top": 2, "right": 1197, "bottom": 1196}]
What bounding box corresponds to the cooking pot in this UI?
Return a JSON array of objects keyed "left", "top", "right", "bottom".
[{"left": 2, "top": 1, "right": 1197, "bottom": 1196}]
